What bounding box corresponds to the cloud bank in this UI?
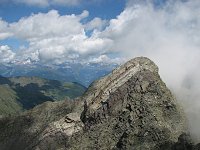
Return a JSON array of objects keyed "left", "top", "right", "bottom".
[{"left": 0, "top": 0, "right": 200, "bottom": 141}]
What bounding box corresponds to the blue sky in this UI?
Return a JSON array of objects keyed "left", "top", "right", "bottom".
[
  {"left": 0, "top": 0, "right": 126, "bottom": 22},
  {"left": 0, "top": 0, "right": 125, "bottom": 51}
]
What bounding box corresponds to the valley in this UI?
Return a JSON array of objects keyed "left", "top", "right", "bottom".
[{"left": 0, "top": 76, "right": 86, "bottom": 116}]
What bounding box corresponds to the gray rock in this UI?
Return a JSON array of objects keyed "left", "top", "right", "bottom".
[
  {"left": 0, "top": 57, "right": 191, "bottom": 150},
  {"left": 70, "top": 57, "right": 186, "bottom": 150}
]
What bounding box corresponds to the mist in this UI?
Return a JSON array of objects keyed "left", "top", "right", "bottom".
[{"left": 99, "top": 0, "right": 200, "bottom": 141}]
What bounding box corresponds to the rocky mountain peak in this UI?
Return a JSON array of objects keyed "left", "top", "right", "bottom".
[
  {"left": 70, "top": 57, "right": 187, "bottom": 149},
  {"left": 0, "top": 57, "right": 191, "bottom": 150},
  {"left": 83, "top": 57, "right": 159, "bottom": 113}
]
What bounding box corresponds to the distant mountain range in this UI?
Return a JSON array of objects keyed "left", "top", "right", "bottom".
[
  {"left": 0, "top": 62, "right": 118, "bottom": 87},
  {"left": 0, "top": 76, "right": 86, "bottom": 116}
]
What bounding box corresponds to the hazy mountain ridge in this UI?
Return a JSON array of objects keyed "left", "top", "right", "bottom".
[
  {"left": 0, "top": 57, "right": 199, "bottom": 150},
  {"left": 0, "top": 76, "right": 86, "bottom": 116},
  {"left": 0, "top": 62, "right": 118, "bottom": 87}
]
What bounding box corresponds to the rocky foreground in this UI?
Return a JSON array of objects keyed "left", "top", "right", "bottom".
[{"left": 0, "top": 57, "right": 199, "bottom": 150}]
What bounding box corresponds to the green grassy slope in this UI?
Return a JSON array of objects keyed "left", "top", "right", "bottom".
[
  {"left": 0, "top": 85, "right": 23, "bottom": 116},
  {"left": 0, "top": 76, "right": 86, "bottom": 116}
]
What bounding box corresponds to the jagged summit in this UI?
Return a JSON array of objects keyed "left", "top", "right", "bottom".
[
  {"left": 74, "top": 57, "right": 187, "bottom": 149},
  {"left": 82, "top": 57, "right": 159, "bottom": 113},
  {"left": 0, "top": 57, "right": 189, "bottom": 150}
]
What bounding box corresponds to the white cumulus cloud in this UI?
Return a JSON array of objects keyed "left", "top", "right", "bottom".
[
  {"left": 0, "top": 19, "right": 13, "bottom": 40},
  {"left": 0, "top": 10, "right": 112, "bottom": 63},
  {"left": 85, "top": 17, "right": 108, "bottom": 31},
  {"left": 10, "top": 10, "right": 86, "bottom": 41},
  {"left": 0, "top": 45, "right": 15, "bottom": 63}
]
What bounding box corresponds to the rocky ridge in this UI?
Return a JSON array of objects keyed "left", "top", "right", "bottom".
[{"left": 0, "top": 57, "right": 197, "bottom": 150}]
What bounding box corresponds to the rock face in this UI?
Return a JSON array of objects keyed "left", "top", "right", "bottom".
[
  {"left": 70, "top": 57, "right": 187, "bottom": 149},
  {"left": 0, "top": 57, "right": 189, "bottom": 150}
]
